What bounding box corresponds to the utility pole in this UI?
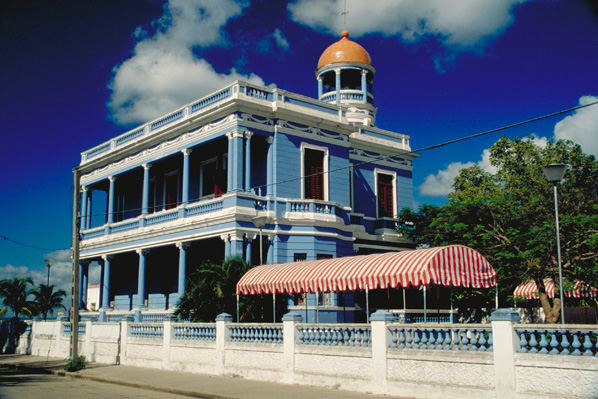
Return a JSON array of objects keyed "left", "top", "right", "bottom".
[{"left": 70, "top": 168, "right": 81, "bottom": 360}]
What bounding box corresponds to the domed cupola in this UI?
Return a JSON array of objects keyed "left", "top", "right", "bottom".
[{"left": 316, "top": 30, "right": 377, "bottom": 126}]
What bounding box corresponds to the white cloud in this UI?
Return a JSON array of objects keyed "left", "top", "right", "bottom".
[
  {"left": 554, "top": 95, "right": 598, "bottom": 157},
  {"left": 108, "top": 0, "right": 266, "bottom": 125},
  {"left": 288, "top": 0, "right": 529, "bottom": 68},
  {"left": 419, "top": 149, "right": 496, "bottom": 197},
  {"left": 419, "top": 161, "right": 475, "bottom": 196},
  {"left": 273, "top": 28, "right": 290, "bottom": 50}
]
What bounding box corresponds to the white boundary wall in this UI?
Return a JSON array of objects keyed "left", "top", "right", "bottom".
[{"left": 22, "top": 310, "right": 598, "bottom": 399}]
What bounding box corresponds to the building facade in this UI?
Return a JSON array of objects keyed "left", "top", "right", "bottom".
[{"left": 75, "top": 31, "right": 418, "bottom": 322}]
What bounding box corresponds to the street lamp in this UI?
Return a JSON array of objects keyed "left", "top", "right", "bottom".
[
  {"left": 252, "top": 216, "right": 267, "bottom": 265},
  {"left": 44, "top": 259, "right": 54, "bottom": 286},
  {"left": 541, "top": 164, "right": 567, "bottom": 324}
]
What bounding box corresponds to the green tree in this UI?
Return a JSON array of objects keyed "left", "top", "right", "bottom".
[
  {"left": 0, "top": 277, "right": 36, "bottom": 320},
  {"left": 30, "top": 284, "right": 67, "bottom": 321},
  {"left": 175, "top": 257, "right": 287, "bottom": 322},
  {"left": 399, "top": 137, "right": 598, "bottom": 323}
]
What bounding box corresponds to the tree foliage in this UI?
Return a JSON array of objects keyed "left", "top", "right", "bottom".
[
  {"left": 30, "top": 284, "right": 67, "bottom": 321},
  {"left": 175, "top": 257, "right": 288, "bottom": 322},
  {"left": 0, "top": 277, "right": 36, "bottom": 320},
  {"left": 398, "top": 137, "right": 598, "bottom": 322}
]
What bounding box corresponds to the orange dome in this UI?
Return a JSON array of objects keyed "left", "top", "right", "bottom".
[{"left": 317, "top": 30, "right": 372, "bottom": 70}]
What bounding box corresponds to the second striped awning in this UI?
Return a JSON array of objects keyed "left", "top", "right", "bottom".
[
  {"left": 514, "top": 278, "right": 598, "bottom": 299},
  {"left": 236, "top": 245, "right": 497, "bottom": 295}
]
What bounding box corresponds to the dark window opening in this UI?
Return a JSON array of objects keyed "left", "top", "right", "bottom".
[
  {"left": 294, "top": 253, "right": 307, "bottom": 262},
  {"left": 304, "top": 149, "right": 324, "bottom": 200},
  {"left": 377, "top": 173, "right": 394, "bottom": 218},
  {"left": 164, "top": 173, "right": 179, "bottom": 210}
]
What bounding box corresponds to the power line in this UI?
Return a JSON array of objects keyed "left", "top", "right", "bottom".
[
  {"left": 16, "top": 100, "right": 598, "bottom": 235},
  {"left": 250, "top": 100, "right": 598, "bottom": 192},
  {"left": 0, "top": 235, "right": 70, "bottom": 252}
]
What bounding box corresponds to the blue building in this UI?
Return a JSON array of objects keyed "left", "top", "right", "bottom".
[{"left": 75, "top": 31, "right": 418, "bottom": 322}]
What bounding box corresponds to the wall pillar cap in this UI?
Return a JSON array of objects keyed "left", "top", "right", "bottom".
[
  {"left": 370, "top": 309, "right": 395, "bottom": 322},
  {"left": 489, "top": 308, "right": 521, "bottom": 322},
  {"left": 282, "top": 312, "right": 303, "bottom": 322},
  {"left": 215, "top": 313, "right": 233, "bottom": 322}
]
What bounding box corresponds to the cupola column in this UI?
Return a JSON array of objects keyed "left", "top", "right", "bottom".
[
  {"left": 335, "top": 68, "right": 341, "bottom": 104},
  {"left": 361, "top": 70, "right": 368, "bottom": 104},
  {"left": 317, "top": 76, "right": 323, "bottom": 100}
]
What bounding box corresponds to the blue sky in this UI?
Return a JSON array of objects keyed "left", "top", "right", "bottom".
[{"left": 1, "top": 0, "right": 597, "bottom": 297}]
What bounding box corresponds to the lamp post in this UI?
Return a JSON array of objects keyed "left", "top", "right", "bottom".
[
  {"left": 541, "top": 164, "right": 567, "bottom": 324},
  {"left": 44, "top": 259, "right": 54, "bottom": 286},
  {"left": 252, "top": 216, "right": 267, "bottom": 265}
]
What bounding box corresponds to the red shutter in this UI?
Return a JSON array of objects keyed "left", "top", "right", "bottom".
[
  {"left": 377, "top": 173, "right": 393, "bottom": 218},
  {"left": 305, "top": 149, "right": 324, "bottom": 200}
]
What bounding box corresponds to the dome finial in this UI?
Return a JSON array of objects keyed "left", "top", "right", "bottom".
[{"left": 341, "top": 30, "right": 349, "bottom": 39}]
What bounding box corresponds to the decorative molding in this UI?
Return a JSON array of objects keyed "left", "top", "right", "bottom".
[
  {"left": 81, "top": 113, "right": 238, "bottom": 184},
  {"left": 277, "top": 120, "right": 348, "bottom": 143},
  {"left": 349, "top": 148, "right": 411, "bottom": 167},
  {"left": 240, "top": 113, "right": 274, "bottom": 126}
]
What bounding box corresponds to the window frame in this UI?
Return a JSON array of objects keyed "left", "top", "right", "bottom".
[
  {"left": 300, "top": 143, "right": 329, "bottom": 201},
  {"left": 374, "top": 168, "right": 397, "bottom": 219}
]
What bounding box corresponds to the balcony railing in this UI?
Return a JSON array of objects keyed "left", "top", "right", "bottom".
[{"left": 81, "top": 82, "right": 406, "bottom": 164}]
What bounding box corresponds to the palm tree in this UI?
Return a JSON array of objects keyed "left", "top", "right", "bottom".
[
  {"left": 175, "top": 257, "right": 287, "bottom": 322},
  {"left": 0, "top": 277, "right": 36, "bottom": 320},
  {"left": 29, "top": 284, "right": 67, "bottom": 321}
]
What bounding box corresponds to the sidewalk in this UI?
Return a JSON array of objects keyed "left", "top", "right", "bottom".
[{"left": 0, "top": 354, "right": 409, "bottom": 399}]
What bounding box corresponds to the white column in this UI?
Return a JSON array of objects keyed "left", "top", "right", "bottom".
[
  {"left": 282, "top": 312, "right": 303, "bottom": 383},
  {"left": 370, "top": 310, "right": 394, "bottom": 393},
  {"left": 490, "top": 309, "right": 521, "bottom": 398},
  {"left": 215, "top": 313, "right": 233, "bottom": 374}
]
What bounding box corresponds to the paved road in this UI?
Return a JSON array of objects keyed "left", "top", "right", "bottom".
[{"left": 0, "top": 365, "right": 190, "bottom": 399}]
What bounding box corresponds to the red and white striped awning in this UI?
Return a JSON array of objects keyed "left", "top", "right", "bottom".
[
  {"left": 236, "top": 245, "right": 497, "bottom": 295},
  {"left": 514, "top": 279, "right": 598, "bottom": 299}
]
